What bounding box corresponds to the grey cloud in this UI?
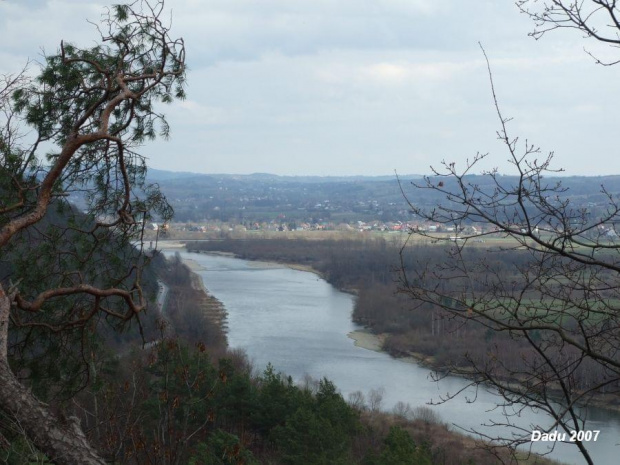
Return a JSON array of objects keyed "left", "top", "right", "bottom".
[
  {"left": 170, "top": 0, "right": 537, "bottom": 68},
  {"left": 2, "top": 0, "right": 620, "bottom": 176}
]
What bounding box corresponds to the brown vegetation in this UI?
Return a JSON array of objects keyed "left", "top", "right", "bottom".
[{"left": 155, "top": 252, "right": 228, "bottom": 350}]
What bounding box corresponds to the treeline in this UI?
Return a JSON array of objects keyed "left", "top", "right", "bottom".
[
  {"left": 187, "top": 237, "right": 396, "bottom": 290},
  {"left": 76, "top": 344, "right": 435, "bottom": 465},
  {"left": 63, "top": 337, "right": 539, "bottom": 465}
]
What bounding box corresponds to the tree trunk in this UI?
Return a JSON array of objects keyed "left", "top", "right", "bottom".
[{"left": 0, "top": 285, "right": 105, "bottom": 465}]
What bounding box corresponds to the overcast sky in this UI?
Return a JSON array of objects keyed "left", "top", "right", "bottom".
[{"left": 1, "top": 0, "right": 619, "bottom": 176}]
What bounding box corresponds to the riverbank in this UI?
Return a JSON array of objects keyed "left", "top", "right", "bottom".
[
  {"left": 187, "top": 246, "right": 327, "bottom": 278},
  {"left": 352, "top": 326, "right": 620, "bottom": 419},
  {"left": 173, "top": 249, "right": 573, "bottom": 465},
  {"left": 350, "top": 329, "right": 620, "bottom": 416},
  {"left": 181, "top": 239, "right": 620, "bottom": 422},
  {"left": 348, "top": 329, "right": 385, "bottom": 352},
  {"left": 348, "top": 329, "right": 435, "bottom": 366},
  {"left": 188, "top": 267, "right": 228, "bottom": 332},
  {"left": 159, "top": 243, "right": 228, "bottom": 335},
  {"left": 156, "top": 250, "right": 228, "bottom": 349}
]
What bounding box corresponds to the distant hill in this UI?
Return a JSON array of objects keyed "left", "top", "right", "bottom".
[
  {"left": 148, "top": 169, "right": 423, "bottom": 184},
  {"left": 147, "top": 168, "right": 211, "bottom": 181},
  {"left": 147, "top": 169, "right": 620, "bottom": 224}
]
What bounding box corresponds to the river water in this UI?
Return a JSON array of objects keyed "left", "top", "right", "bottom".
[{"left": 173, "top": 251, "right": 620, "bottom": 465}]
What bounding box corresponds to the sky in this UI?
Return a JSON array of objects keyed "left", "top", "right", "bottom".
[{"left": 1, "top": 0, "right": 619, "bottom": 177}]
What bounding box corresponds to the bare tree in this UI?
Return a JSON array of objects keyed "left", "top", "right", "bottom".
[
  {"left": 398, "top": 2, "right": 620, "bottom": 463},
  {"left": 0, "top": 1, "right": 185, "bottom": 463},
  {"left": 517, "top": 0, "right": 620, "bottom": 65}
]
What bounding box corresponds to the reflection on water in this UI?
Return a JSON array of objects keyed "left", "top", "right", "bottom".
[{"left": 172, "top": 251, "right": 620, "bottom": 465}]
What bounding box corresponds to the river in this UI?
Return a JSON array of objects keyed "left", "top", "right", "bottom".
[{"left": 171, "top": 251, "right": 620, "bottom": 465}]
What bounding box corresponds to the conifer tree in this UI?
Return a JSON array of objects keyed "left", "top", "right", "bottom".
[{"left": 0, "top": 1, "right": 185, "bottom": 462}]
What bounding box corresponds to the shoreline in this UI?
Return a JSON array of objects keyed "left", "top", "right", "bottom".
[
  {"left": 158, "top": 244, "right": 229, "bottom": 337},
  {"left": 349, "top": 332, "right": 620, "bottom": 414},
  {"left": 181, "top": 247, "right": 331, "bottom": 280},
  {"left": 160, "top": 243, "right": 336, "bottom": 285},
  {"left": 347, "top": 329, "right": 434, "bottom": 366},
  {"left": 187, "top": 266, "right": 228, "bottom": 333},
  {"left": 182, "top": 257, "right": 206, "bottom": 271},
  {"left": 347, "top": 329, "right": 385, "bottom": 352}
]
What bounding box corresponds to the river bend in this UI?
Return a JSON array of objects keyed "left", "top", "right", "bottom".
[{"left": 172, "top": 251, "right": 620, "bottom": 465}]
